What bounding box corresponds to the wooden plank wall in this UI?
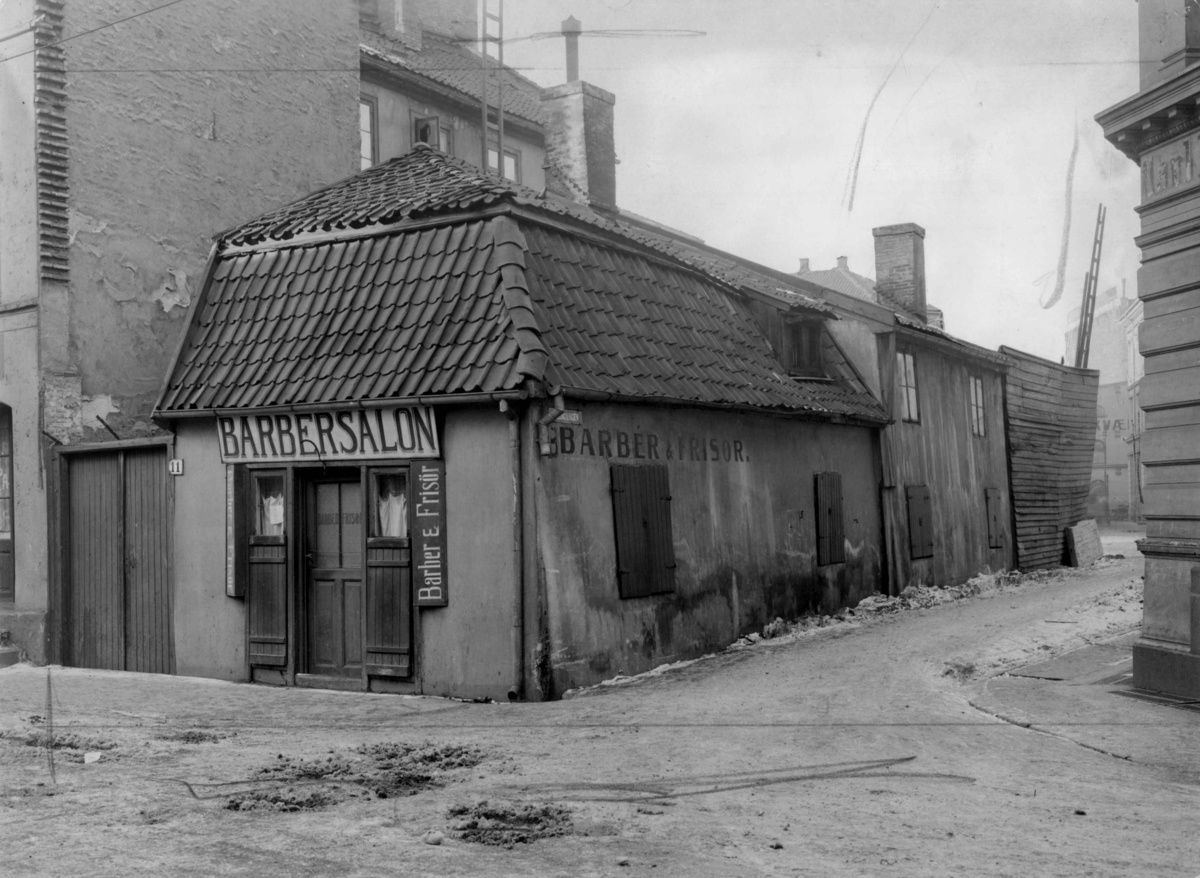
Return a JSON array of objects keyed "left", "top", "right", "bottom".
[{"left": 1000, "top": 346, "right": 1099, "bottom": 570}]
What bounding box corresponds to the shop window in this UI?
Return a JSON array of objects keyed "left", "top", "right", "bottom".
[
  {"left": 814, "top": 471, "right": 845, "bottom": 566},
  {"left": 611, "top": 464, "right": 675, "bottom": 599},
  {"left": 906, "top": 485, "right": 934, "bottom": 559},
  {"left": 970, "top": 374, "right": 986, "bottom": 437},
  {"left": 788, "top": 321, "right": 824, "bottom": 377},
  {"left": 370, "top": 470, "right": 409, "bottom": 540},
  {"left": 898, "top": 351, "right": 920, "bottom": 423},
  {"left": 985, "top": 488, "right": 1003, "bottom": 549},
  {"left": 0, "top": 405, "right": 12, "bottom": 603},
  {"left": 360, "top": 98, "right": 377, "bottom": 170},
  {"left": 414, "top": 115, "right": 452, "bottom": 153},
  {"left": 253, "top": 473, "right": 285, "bottom": 539}
]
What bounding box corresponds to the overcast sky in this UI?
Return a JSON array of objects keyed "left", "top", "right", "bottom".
[{"left": 499, "top": 0, "right": 1142, "bottom": 363}]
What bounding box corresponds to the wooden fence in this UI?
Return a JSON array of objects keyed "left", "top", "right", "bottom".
[{"left": 1000, "top": 346, "right": 1099, "bottom": 570}]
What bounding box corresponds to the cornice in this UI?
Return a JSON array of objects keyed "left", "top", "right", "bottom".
[{"left": 1096, "top": 63, "right": 1200, "bottom": 161}]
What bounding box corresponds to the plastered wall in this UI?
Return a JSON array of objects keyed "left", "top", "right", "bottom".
[
  {"left": 172, "top": 419, "right": 246, "bottom": 680},
  {"left": 535, "top": 403, "right": 883, "bottom": 695},
  {"left": 60, "top": 0, "right": 360, "bottom": 439}
]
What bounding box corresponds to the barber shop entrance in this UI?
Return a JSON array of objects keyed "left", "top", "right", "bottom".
[{"left": 224, "top": 405, "right": 446, "bottom": 692}]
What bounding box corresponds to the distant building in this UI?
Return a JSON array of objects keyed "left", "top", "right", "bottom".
[{"left": 1064, "top": 285, "right": 1139, "bottom": 521}]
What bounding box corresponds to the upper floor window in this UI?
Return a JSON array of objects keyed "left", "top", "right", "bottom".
[
  {"left": 413, "top": 115, "right": 453, "bottom": 153},
  {"left": 487, "top": 143, "right": 520, "bottom": 182},
  {"left": 360, "top": 99, "right": 377, "bottom": 170},
  {"left": 898, "top": 351, "right": 920, "bottom": 423},
  {"left": 969, "top": 375, "right": 986, "bottom": 437},
  {"left": 787, "top": 321, "right": 823, "bottom": 377}
]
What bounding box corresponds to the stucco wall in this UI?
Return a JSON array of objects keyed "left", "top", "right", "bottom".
[
  {"left": 362, "top": 78, "right": 546, "bottom": 190},
  {"left": 885, "top": 344, "right": 1011, "bottom": 589},
  {"left": 535, "top": 404, "right": 883, "bottom": 695},
  {"left": 0, "top": 0, "right": 38, "bottom": 305},
  {"left": 172, "top": 419, "right": 246, "bottom": 680},
  {"left": 61, "top": 0, "right": 360, "bottom": 439},
  {"left": 419, "top": 407, "right": 518, "bottom": 700}
]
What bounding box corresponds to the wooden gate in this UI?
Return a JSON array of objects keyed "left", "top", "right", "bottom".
[{"left": 61, "top": 443, "right": 174, "bottom": 673}]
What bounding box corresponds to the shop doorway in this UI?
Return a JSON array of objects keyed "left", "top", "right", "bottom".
[{"left": 304, "top": 474, "right": 363, "bottom": 678}]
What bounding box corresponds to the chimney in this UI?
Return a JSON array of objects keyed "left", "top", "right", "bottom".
[
  {"left": 563, "top": 15, "right": 581, "bottom": 82},
  {"left": 836, "top": 256, "right": 848, "bottom": 270},
  {"left": 541, "top": 20, "right": 617, "bottom": 210},
  {"left": 798, "top": 258, "right": 810, "bottom": 273},
  {"left": 873, "top": 223, "right": 927, "bottom": 321}
]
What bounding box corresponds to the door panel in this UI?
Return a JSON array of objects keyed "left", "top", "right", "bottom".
[
  {"left": 306, "top": 479, "right": 363, "bottom": 678},
  {"left": 65, "top": 447, "right": 172, "bottom": 674}
]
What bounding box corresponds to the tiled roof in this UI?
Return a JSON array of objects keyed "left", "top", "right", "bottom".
[
  {"left": 160, "top": 208, "right": 883, "bottom": 421},
  {"left": 360, "top": 34, "right": 545, "bottom": 127},
  {"left": 520, "top": 223, "right": 881, "bottom": 418},
  {"left": 158, "top": 217, "right": 546, "bottom": 412}
]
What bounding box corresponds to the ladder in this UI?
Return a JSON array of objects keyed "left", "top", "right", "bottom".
[{"left": 1073, "top": 204, "right": 1106, "bottom": 369}]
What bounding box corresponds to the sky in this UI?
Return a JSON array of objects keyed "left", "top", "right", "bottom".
[{"left": 497, "top": 0, "right": 1143, "bottom": 361}]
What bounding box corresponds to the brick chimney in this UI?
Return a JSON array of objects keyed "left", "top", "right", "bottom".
[
  {"left": 873, "top": 223, "right": 927, "bottom": 321},
  {"left": 797, "top": 258, "right": 810, "bottom": 273},
  {"left": 541, "top": 18, "right": 617, "bottom": 210}
]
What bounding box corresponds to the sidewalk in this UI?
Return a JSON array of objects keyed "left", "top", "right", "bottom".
[{"left": 969, "top": 523, "right": 1200, "bottom": 785}]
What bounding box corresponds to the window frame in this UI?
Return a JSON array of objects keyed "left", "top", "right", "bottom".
[
  {"left": 413, "top": 114, "right": 453, "bottom": 154},
  {"left": 969, "top": 374, "right": 986, "bottom": 437},
  {"left": 610, "top": 463, "right": 676, "bottom": 599},
  {"left": 367, "top": 466, "right": 410, "bottom": 546},
  {"left": 786, "top": 320, "right": 824, "bottom": 378},
  {"left": 359, "top": 96, "right": 378, "bottom": 170},
  {"left": 898, "top": 350, "right": 920, "bottom": 423},
  {"left": 487, "top": 141, "right": 521, "bottom": 182}
]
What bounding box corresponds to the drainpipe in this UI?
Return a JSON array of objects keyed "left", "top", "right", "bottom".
[{"left": 501, "top": 399, "right": 524, "bottom": 700}]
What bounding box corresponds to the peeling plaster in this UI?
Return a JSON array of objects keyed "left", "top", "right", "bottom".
[
  {"left": 68, "top": 208, "right": 108, "bottom": 245},
  {"left": 81, "top": 394, "right": 120, "bottom": 431},
  {"left": 151, "top": 268, "right": 192, "bottom": 312}
]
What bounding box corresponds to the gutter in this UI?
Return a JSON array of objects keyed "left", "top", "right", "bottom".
[{"left": 155, "top": 389, "right": 529, "bottom": 421}]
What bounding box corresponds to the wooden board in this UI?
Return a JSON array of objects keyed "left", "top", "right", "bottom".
[{"left": 1066, "top": 519, "right": 1103, "bottom": 568}]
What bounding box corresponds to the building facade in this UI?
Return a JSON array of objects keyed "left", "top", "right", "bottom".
[
  {"left": 1097, "top": 0, "right": 1200, "bottom": 697},
  {"left": 153, "top": 147, "right": 889, "bottom": 699}
]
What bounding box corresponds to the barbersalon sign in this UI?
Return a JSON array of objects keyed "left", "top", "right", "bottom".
[{"left": 217, "top": 406, "right": 439, "bottom": 464}]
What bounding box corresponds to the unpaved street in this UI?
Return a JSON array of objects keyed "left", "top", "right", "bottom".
[{"left": 3, "top": 541, "right": 1198, "bottom": 877}]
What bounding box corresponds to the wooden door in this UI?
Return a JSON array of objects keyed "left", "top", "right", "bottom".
[
  {"left": 65, "top": 446, "right": 173, "bottom": 673},
  {"left": 364, "top": 468, "right": 412, "bottom": 678},
  {"left": 305, "top": 478, "right": 363, "bottom": 678}
]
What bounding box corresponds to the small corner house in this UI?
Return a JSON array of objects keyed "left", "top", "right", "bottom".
[{"left": 153, "top": 146, "right": 890, "bottom": 700}]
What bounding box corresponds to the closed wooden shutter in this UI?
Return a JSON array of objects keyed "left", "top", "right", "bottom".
[
  {"left": 985, "top": 488, "right": 1003, "bottom": 549},
  {"left": 611, "top": 464, "right": 675, "bottom": 599},
  {"left": 814, "top": 472, "right": 846, "bottom": 566},
  {"left": 906, "top": 485, "right": 934, "bottom": 559}
]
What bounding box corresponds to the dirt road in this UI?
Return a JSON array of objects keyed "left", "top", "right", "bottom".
[{"left": 3, "top": 544, "right": 1197, "bottom": 876}]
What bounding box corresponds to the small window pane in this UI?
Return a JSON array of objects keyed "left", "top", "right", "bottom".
[
  {"left": 360, "top": 100, "right": 375, "bottom": 169},
  {"left": 372, "top": 472, "right": 408, "bottom": 538},
  {"left": 254, "top": 474, "right": 285, "bottom": 537}
]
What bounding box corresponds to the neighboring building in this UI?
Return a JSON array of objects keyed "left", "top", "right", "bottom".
[
  {"left": 1065, "top": 285, "right": 1138, "bottom": 521},
  {"left": 0, "top": 0, "right": 556, "bottom": 667},
  {"left": 152, "top": 145, "right": 889, "bottom": 699},
  {"left": 1097, "top": 0, "right": 1200, "bottom": 698},
  {"left": 1118, "top": 295, "right": 1147, "bottom": 522},
  {"left": 795, "top": 255, "right": 945, "bottom": 329}
]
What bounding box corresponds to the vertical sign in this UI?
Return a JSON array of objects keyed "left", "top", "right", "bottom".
[
  {"left": 412, "top": 459, "right": 447, "bottom": 607},
  {"left": 225, "top": 465, "right": 246, "bottom": 597}
]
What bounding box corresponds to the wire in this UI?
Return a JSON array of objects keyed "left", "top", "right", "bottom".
[{"left": 0, "top": 0, "right": 190, "bottom": 64}]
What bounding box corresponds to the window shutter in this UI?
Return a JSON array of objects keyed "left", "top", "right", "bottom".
[
  {"left": 906, "top": 485, "right": 934, "bottom": 560},
  {"left": 226, "top": 464, "right": 248, "bottom": 598},
  {"left": 612, "top": 464, "right": 675, "bottom": 599},
  {"left": 815, "top": 472, "right": 846, "bottom": 566},
  {"left": 985, "top": 488, "right": 1002, "bottom": 549}
]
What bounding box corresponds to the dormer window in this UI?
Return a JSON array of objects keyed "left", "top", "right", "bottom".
[{"left": 787, "top": 320, "right": 824, "bottom": 377}]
